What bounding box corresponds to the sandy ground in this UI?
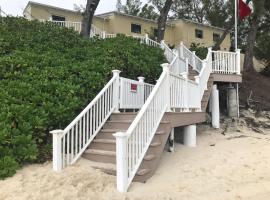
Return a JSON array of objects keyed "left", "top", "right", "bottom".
[{"left": 1, "top": 126, "right": 270, "bottom": 200}]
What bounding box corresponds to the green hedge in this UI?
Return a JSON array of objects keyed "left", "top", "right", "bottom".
[{"left": 0, "top": 17, "right": 166, "bottom": 179}]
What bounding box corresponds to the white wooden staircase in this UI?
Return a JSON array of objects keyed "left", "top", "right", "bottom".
[{"left": 50, "top": 33, "right": 241, "bottom": 192}]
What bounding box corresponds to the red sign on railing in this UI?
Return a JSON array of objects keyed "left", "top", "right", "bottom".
[{"left": 131, "top": 84, "right": 137, "bottom": 92}]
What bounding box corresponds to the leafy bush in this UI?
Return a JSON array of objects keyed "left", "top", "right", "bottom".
[
  {"left": 0, "top": 17, "right": 166, "bottom": 178},
  {"left": 189, "top": 43, "right": 208, "bottom": 60}
]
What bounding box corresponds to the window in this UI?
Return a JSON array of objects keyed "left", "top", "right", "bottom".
[
  {"left": 153, "top": 28, "right": 158, "bottom": 38},
  {"left": 213, "top": 33, "right": 220, "bottom": 42},
  {"left": 131, "top": 23, "right": 141, "bottom": 34},
  {"left": 195, "top": 29, "right": 203, "bottom": 39},
  {"left": 51, "top": 15, "right": 66, "bottom": 21}
]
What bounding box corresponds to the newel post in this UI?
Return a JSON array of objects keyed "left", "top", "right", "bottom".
[
  {"left": 50, "top": 130, "right": 63, "bottom": 171},
  {"left": 208, "top": 47, "right": 213, "bottom": 72},
  {"left": 160, "top": 40, "right": 165, "bottom": 49},
  {"left": 113, "top": 132, "right": 128, "bottom": 192},
  {"left": 236, "top": 49, "right": 241, "bottom": 74},
  {"left": 112, "top": 70, "right": 121, "bottom": 113},
  {"left": 161, "top": 63, "right": 171, "bottom": 112},
  {"left": 179, "top": 41, "right": 184, "bottom": 59},
  {"left": 192, "top": 51, "right": 196, "bottom": 70},
  {"left": 101, "top": 31, "right": 106, "bottom": 39},
  {"left": 145, "top": 34, "right": 149, "bottom": 45}
]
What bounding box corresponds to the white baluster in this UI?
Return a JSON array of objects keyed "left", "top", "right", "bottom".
[{"left": 236, "top": 49, "right": 241, "bottom": 74}]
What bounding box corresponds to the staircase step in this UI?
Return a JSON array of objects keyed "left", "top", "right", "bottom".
[
  {"left": 83, "top": 149, "right": 116, "bottom": 164},
  {"left": 85, "top": 160, "right": 151, "bottom": 178},
  {"left": 144, "top": 154, "right": 156, "bottom": 161},
  {"left": 156, "top": 131, "right": 166, "bottom": 135},
  {"left": 104, "top": 120, "right": 133, "bottom": 129},
  {"left": 150, "top": 141, "right": 162, "bottom": 147},
  {"left": 136, "top": 168, "right": 151, "bottom": 176},
  {"left": 110, "top": 113, "right": 137, "bottom": 121}
]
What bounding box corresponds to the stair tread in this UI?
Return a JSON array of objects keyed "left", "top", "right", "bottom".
[
  {"left": 150, "top": 141, "right": 162, "bottom": 147},
  {"left": 101, "top": 129, "right": 125, "bottom": 133},
  {"left": 111, "top": 112, "right": 137, "bottom": 115},
  {"left": 94, "top": 139, "right": 115, "bottom": 144},
  {"left": 108, "top": 120, "right": 133, "bottom": 123},
  {"left": 156, "top": 131, "right": 165, "bottom": 135},
  {"left": 144, "top": 154, "right": 156, "bottom": 161},
  {"left": 86, "top": 160, "right": 151, "bottom": 176},
  {"left": 137, "top": 168, "right": 151, "bottom": 176},
  {"left": 93, "top": 139, "right": 162, "bottom": 147},
  {"left": 85, "top": 149, "right": 116, "bottom": 156}
]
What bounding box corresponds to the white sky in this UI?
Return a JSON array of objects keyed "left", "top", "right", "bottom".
[{"left": 0, "top": 0, "right": 148, "bottom": 16}]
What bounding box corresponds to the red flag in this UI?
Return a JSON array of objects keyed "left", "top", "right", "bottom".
[{"left": 239, "top": 0, "right": 252, "bottom": 20}]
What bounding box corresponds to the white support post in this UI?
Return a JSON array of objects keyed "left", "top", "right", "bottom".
[
  {"left": 102, "top": 31, "right": 106, "bottom": 39},
  {"left": 169, "top": 128, "right": 175, "bottom": 152},
  {"left": 161, "top": 63, "right": 171, "bottom": 112},
  {"left": 179, "top": 42, "right": 184, "bottom": 59},
  {"left": 208, "top": 47, "right": 213, "bottom": 72},
  {"left": 192, "top": 51, "right": 196, "bottom": 70},
  {"left": 185, "top": 58, "right": 189, "bottom": 74},
  {"left": 138, "top": 76, "right": 145, "bottom": 104},
  {"left": 182, "top": 71, "right": 189, "bottom": 112},
  {"left": 236, "top": 49, "right": 241, "bottom": 74},
  {"left": 211, "top": 84, "right": 220, "bottom": 128},
  {"left": 160, "top": 40, "right": 165, "bottom": 49},
  {"left": 183, "top": 125, "right": 196, "bottom": 147},
  {"left": 113, "top": 132, "right": 128, "bottom": 193},
  {"left": 50, "top": 130, "right": 63, "bottom": 171},
  {"left": 145, "top": 34, "right": 149, "bottom": 45},
  {"left": 112, "top": 70, "right": 121, "bottom": 113}
]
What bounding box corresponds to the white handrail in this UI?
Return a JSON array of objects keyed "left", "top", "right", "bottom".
[
  {"left": 50, "top": 70, "right": 120, "bottom": 171},
  {"left": 179, "top": 42, "right": 203, "bottom": 73},
  {"left": 211, "top": 50, "right": 240, "bottom": 74},
  {"left": 114, "top": 64, "right": 170, "bottom": 192}
]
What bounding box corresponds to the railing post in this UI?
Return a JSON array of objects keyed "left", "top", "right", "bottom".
[
  {"left": 179, "top": 42, "right": 184, "bottom": 59},
  {"left": 145, "top": 34, "right": 149, "bottom": 45},
  {"left": 160, "top": 40, "right": 165, "bottom": 49},
  {"left": 192, "top": 51, "right": 196, "bottom": 70},
  {"left": 113, "top": 132, "right": 128, "bottom": 192},
  {"left": 208, "top": 47, "right": 213, "bottom": 72},
  {"left": 236, "top": 49, "right": 241, "bottom": 74},
  {"left": 102, "top": 31, "right": 106, "bottom": 39},
  {"left": 50, "top": 130, "right": 63, "bottom": 171},
  {"left": 182, "top": 72, "right": 189, "bottom": 112},
  {"left": 161, "top": 63, "right": 171, "bottom": 112},
  {"left": 112, "top": 70, "right": 121, "bottom": 113},
  {"left": 138, "top": 76, "right": 145, "bottom": 104},
  {"left": 185, "top": 58, "right": 189, "bottom": 74}
]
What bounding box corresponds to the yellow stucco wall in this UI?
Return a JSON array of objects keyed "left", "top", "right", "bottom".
[
  {"left": 26, "top": 4, "right": 83, "bottom": 22},
  {"left": 25, "top": 3, "right": 231, "bottom": 49},
  {"left": 173, "top": 20, "right": 231, "bottom": 50}
]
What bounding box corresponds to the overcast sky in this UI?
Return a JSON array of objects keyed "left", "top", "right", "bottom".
[{"left": 0, "top": 0, "right": 134, "bottom": 16}]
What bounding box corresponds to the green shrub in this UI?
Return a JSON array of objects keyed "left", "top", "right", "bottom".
[
  {"left": 0, "top": 17, "right": 166, "bottom": 178},
  {"left": 189, "top": 43, "right": 208, "bottom": 60}
]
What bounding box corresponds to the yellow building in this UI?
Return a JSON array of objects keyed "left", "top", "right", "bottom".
[{"left": 23, "top": 1, "right": 231, "bottom": 50}]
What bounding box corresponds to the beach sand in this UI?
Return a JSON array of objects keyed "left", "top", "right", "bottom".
[{"left": 1, "top": 126, "right": 270, "bottom": 200}]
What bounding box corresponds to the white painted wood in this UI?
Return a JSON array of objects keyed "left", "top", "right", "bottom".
[
  {"left": 211, "top": 85, "right": 220, "bottom": 129},
  {"left": 50, "top": 130, "right": 64, "bottom": 171},
  {"left": 183, "top": 125, "right": 196, "bottom": 147}
]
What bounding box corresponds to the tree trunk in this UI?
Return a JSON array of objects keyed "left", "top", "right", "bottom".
[
  {"left": 80, "top": 0, "right": 100, "bottom": 38},
  {"left": 157, "top": 0, "right": 173, "bottom": 43},
  {"left": 243, "top": 20, "right": 258, "bottom": 72},
  {"left": 213, "top": 20, "right": 234, "bottom": 51}
]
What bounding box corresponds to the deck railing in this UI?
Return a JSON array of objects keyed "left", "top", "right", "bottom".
[
  {"left": 114, "top": 64, "right": 170, "bottom": 192},
  {"left": 50, "top": 70, "right": 120, "bottom": 171},
  {"left": 179, "top": 42, "right": 203, "bottom": 72},
  {"left": 211, "top": 49, "right": 241, "bottom": 74}
]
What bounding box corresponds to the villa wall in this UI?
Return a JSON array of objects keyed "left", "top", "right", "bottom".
[{"left": 24, "top": 2, "right": 230, "bottom": 49}]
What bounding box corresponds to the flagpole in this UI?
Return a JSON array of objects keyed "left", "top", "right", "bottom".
[{"left": 235, "top": 0, "right": 238, "bottom": 51}]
